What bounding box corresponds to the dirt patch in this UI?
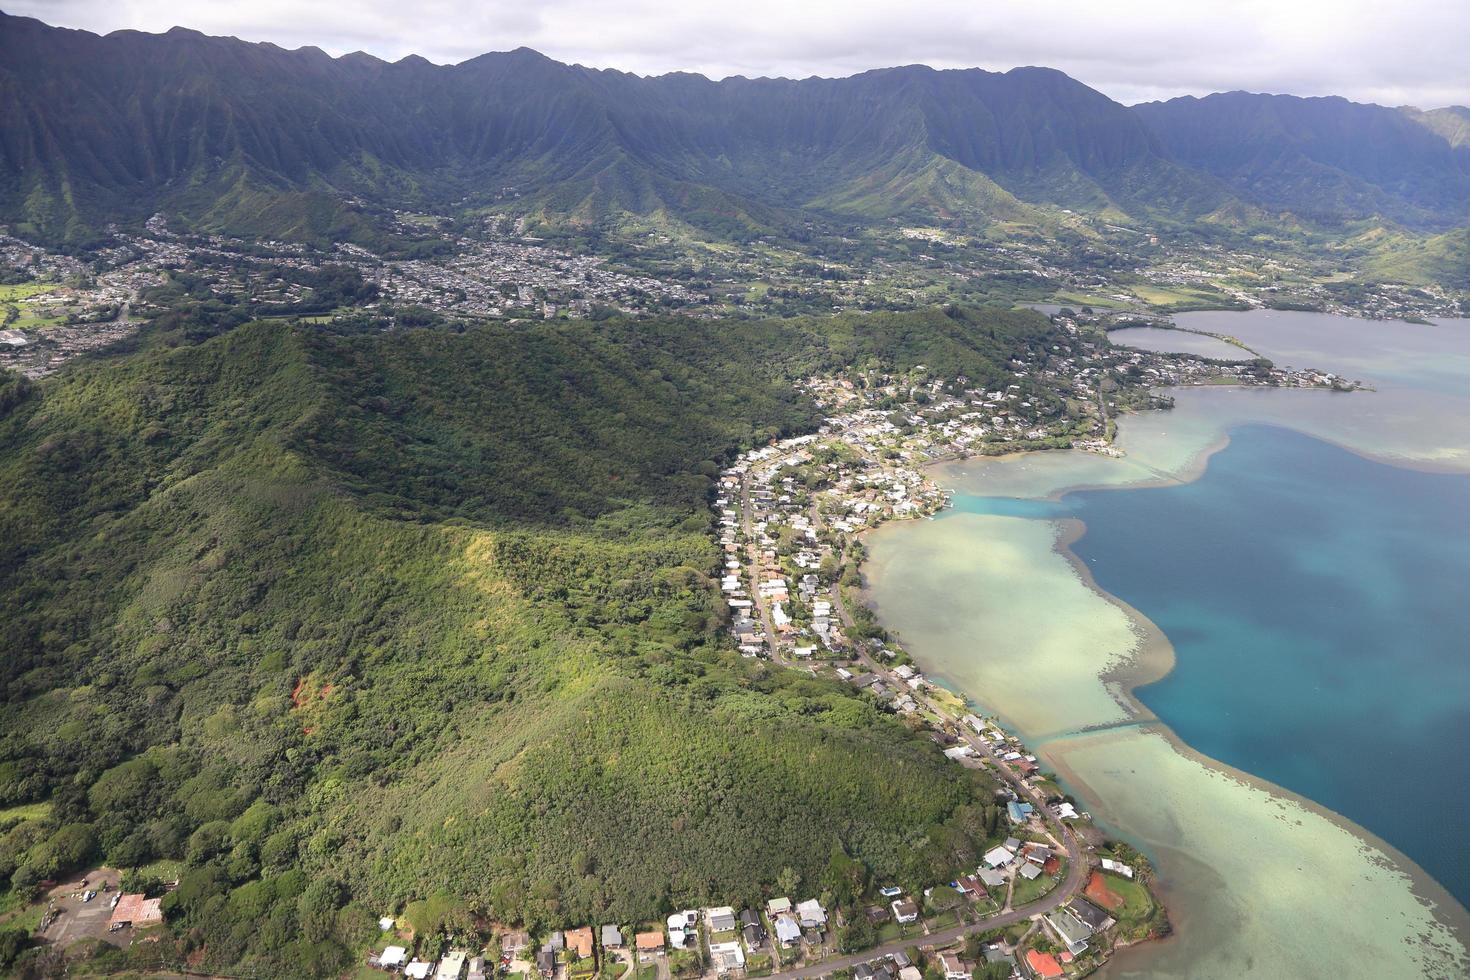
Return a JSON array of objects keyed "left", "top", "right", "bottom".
[{"left": 1084, "top": 870, "right": 1123, "bottom": 912}]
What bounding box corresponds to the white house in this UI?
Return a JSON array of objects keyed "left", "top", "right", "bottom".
[
  {"left": 773, "top": 913, "right": 802, "bottom": 946},
  {"left": 796, "top": 899, "right": 827, "bottom": 929}
]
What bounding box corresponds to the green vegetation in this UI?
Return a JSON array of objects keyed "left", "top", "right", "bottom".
[{"left": 0, "top": 306, "right": 1056, "bottom": 975}]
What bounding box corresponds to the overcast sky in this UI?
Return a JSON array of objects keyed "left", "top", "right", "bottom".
[{"left": 8, "top": 0, "right": 1469, "bottom": 108}]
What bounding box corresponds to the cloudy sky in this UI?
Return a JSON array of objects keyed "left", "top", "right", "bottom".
[{"left": 9, "top": 0, "right": 1469, "bottom": 108}]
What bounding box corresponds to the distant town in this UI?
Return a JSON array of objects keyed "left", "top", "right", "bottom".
[{"left": 0, "top": 205, "right": 1462, "bottom": 380}]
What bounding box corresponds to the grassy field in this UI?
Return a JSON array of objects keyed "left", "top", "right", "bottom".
[
  {"left": 0, "top": 282, "right": 61, "bottom": 303},
  {"left": 1129, "top": 283, "right": 1231, "bottom": 307},
  {"left": 1009, "top": 867, "right": 1061, "bottom": 907},
  {"left": 1051, "top": 292, "right": 1132, "bottom": 310},
  {"left": 0, "top": 801, "right": 51, "bottom": 826},
  {"left": 1104, "top": 874, "right": 1154, "bottom": 924}
]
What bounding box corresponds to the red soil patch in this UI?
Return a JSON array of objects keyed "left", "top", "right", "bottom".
[{"left": 1085, "top": 870, "right": 1124, "bottom": 911}]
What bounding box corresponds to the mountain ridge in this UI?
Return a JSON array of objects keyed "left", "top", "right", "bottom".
[{"left": 2, "top": 11, "right": 1469, "bottom": 261}]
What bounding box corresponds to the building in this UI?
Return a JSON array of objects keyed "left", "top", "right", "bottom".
[
  {"left": 566, "top": 927, "right": 595, "bottom": 960},
  {"left": 796, "top": 898, "right": 827, "bottom": 929},
  {"left": 891, "top": 900, "right": 919, "bottom": 924},
  {"left": 1045, "top": 909, "right": 1093, "bottom": 955},
  {"left": 109, "top": 894, "right": 163, "bottom": 930},
  {"left": 501, "top": 931, "right": 530, "bottom": 956},
  {"left": 601, "top": 925, "right": 623, "bottom": 949},
  {"left": 938, "top": 952, "right": 969, "bottom": 980},
  {"left": 536, "top": 950, "right": 556, "bottom": 978},
  {"left": 708, "top": 940, "right": 745, "bottom": 974},
  {"left": 381, "top": 946, "right": 408, "bottom": 969},
  {"left": 1067, "top": 897, "right": 1116, "bottom": 933},
  {"left": 766, "top": 897, "right": 792, "bottom": 918},
  {"left": 774, "top": 912, "right": 802, "bottom": 947},
  {"left": 955, "top": 875, "right": 987, "bottom": 899},
  {"left": 706, "top": 906, "right": 737, "bottom": 933},
  {"left": 435, "top": 950, "right": 468, "bottom": 980},
  {"left": 983, "top": 845, "right": 1015, "bottom": 868},
  {"left": 636, "top": 931, "right": 665, "bottom": 956},
  {"left": 1025, "top": 949, "right": 1063, "bottom": 979}
]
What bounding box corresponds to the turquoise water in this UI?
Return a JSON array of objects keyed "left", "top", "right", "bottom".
[{"left": 958, "top": 422, "right": 1470, "bottom": 907}]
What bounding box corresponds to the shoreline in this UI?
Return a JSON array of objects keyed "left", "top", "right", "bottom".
[{"left": 858, "top": 408, "right": 1470, "bottom": 974}]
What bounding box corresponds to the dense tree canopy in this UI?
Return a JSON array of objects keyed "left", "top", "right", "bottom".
[{"left": 0, "top": 306, "right": 1057, "bottom": 975}]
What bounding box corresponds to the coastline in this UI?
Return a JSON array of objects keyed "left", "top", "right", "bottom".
[{"left": 857, "top": 410, "right": 1470, "bottom": 976}]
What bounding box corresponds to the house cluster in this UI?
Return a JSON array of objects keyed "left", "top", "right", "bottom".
[{"left": 362, "top": 220, "right": 700, "bottom": 320}]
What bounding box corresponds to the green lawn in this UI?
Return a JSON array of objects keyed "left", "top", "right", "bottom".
[
  {"left": 1105, "top": 874, "right": 1155, "bottom": 925},
  {"left": 746, "top": 953, "right": 772, "bottom": 977},
  {"left": 1009, "top": 867, "right": 1061, "bottom": 907},
  {"left": 0, "top": 283, "right": 60, "bottom": 303},
  {"left": 923, "top": 910, "right": 958, "bottom": 930}
]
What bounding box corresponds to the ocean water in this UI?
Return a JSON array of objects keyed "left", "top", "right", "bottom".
[
  {"left": 1106, "top": 326, "right": 1249, "bottom": 360},
  {"left": 863, "top": 312, "right": 1470, "bottom": 977},
  {"left": 985, "top": 424, "right": 1470, "bottom": 906}
]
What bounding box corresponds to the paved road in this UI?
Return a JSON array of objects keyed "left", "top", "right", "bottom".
[{"left": 738, "top": 476, "right": 783, "bottom": 662}]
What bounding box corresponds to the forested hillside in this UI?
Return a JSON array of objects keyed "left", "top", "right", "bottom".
[
  {"left": 0, "top": 307, "right": 1053, "bottom": 974},
  {"left": 0, "top": 13, "right": 1240, "bottom": 245}
]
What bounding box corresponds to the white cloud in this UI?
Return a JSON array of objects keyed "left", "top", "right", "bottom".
[{"left": 9, "top": 0, "right": 1469, "bottom": 108}]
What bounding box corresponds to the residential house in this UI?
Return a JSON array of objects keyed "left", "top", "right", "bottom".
[
  {"left": 891, "top": 900, "right": 919, "bottom": 924},
  {"left": 1024, "top": 949, "right": 1063, "bottom": 979},
  {"left": 938, "top": 952, "right": 969, "bottom": 980},
  {"left": 706, "top": 906, "right": 737, "bottom": 933},
  {"left": 1045, "top": 909, "right": 1093, "bottom": 955},
  {"left": 467, "top": 957, "right": 486, "bottom": 980},
  {"left": 898, "top": 967, "right": 923, "bottom": 980},
  {"left": 983, "top": 845, "right": 1015, "bottom": 869},
  {"left": 978, "top": 868, "right": 1007, "bottom": 889},
  {"left": 543, "top": 932, "right": 565, "bottom": 953},
  {"left": 1006, "top": 801, "right": 1034, "bottom": 824},
  {"left": 407, "top": 961, "right": 433, "bottom": 980},
  {"left": 796, "top": 898, "right": 827, "bottom": 929},
  {"left": 954, "top": 875, "right": 987, "bottom": 900},
  {"left": 381, "top": 946, "right": 408, "bottom": 969},
  {"left": 854, "top": 964, "right": 875, "bottom": 980},
  {"left": 666, "top": 914, "right": 688, "bottom": 950},
  {"left": 636, "top": 931, "right": 665, "bottom": 956},
  {"left": 434, "top": 950, "right": 468, "bottom": 980},
  {"left": 708, "top": 941, "right": 745, "bottom": 975},
  {"left": 501, "top": 931, "right": 530, "bottom": 957},
  {"left": 1067, "top": 897, "right": 1116, "bottom": 934},
  {"left": 535, "top": 951, "right": 556, "bottom": 978},
  {"left": 602, "top": 925, "right": 623, "bottom": 949},
  {"left": 565, "top": 927, "right": 595, "bottom": 961},
  {"left": 766, "top": 896, "right": 793, "bottom": 918},
  {"left": 774, "top": 912, "right": 802, "bottom": 947},
  {"left": 982, "top": 946, "right": 1018, "bottom": 978},
  {"left": 865, "top": 905, "right": 890, "bottom": 925}
]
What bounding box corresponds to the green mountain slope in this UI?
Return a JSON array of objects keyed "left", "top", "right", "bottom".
[
  {"left": 1133, "top": 92, "right": 1470, "bottom": 230},
  {"left": 0, "top": 307, "right": 1053, "bottom": 974},
  {"left": 0, "top": 13, "right": 1230, "bottom": 245}
]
